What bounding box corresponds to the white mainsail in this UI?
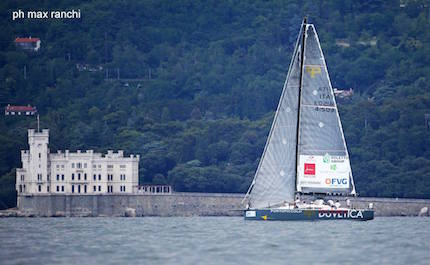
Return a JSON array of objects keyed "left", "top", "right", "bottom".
[
  {"left": 296, "top": 24, "right": 356, "bottom": 195},
  {"left": 244, "top": 21, "right": 356, "bottom": 209}
]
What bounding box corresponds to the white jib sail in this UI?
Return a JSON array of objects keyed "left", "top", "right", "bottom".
[{"left": 244, "top": 23, "right": 304, "bottom": 208}]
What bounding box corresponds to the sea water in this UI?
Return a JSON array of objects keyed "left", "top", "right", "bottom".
[{"left": 0, "top": 217, "right": 429, "bottom": 265}]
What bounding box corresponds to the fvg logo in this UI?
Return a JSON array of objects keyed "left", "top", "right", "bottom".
[{"left": 325, "top": 178, "right": 347, "bottom": 185}]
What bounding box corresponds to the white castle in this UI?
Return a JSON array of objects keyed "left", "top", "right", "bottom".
[{"left": 16, "top": 129, "right": 140, "bottom": 195}]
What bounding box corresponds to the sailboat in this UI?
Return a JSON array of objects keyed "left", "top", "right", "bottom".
[{"left": 243, "top": 18, "right": 374, "bottom": 221}]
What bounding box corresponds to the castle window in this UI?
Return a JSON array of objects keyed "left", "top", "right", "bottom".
[
  {"left": 61, "top": 165, "right": 65, "bottom": 169},
  {"left": 61, "top": 174, "right": 64, "bottom": 181},
  {"left": 98, "top": 186, "right": 101, "bottom": 192},
  {"left": 38, "top": 185, "right": 41, "bottom": 192},
  {"left": 93, "top": 174, "right": 96, "bottom": 181},
  {"left": 72, "top": 163, "right": 75, "bottom": 168},
  {"left": 93, "top": 164, "right": 96, "bottom": 169},
  {"left": 72, "top": 173, "right": 75, "bottom": 180},
  {"left": 84, "top": 185, "right": 87, "bottom": 193},
  {"left": 84, "top": 173, "right": 87, "bottom": 180},
  {"left": 61, "top": 186, "right": 64, "bottom": 192},
  {"left": 93, "top": 186, "right": 96, "bottom": 192},
  {"left": 72, "top": 185, "right": 74, "bottom": 193},
  {"left": 56, "top": 174, "right": 59, "bottom": 181},
  {"left": 77, "top": 163, "right": 81, "bottom": 169},
  {"left": 47, "top": 186, "right": 50, "bottom": 192},
  {"left": 56, "top": 165, "right": 59, "bottom": 169},
  {"left": 19, "top": 185, "right": 22, "bottom": 193},
  {"left": 38, "top": 153, "right": 41, "bottom": 158},
  {"left": 98, "top": 174, "right": 101, "bottom": 181},
  {"left": 78, "top": 185, "right": 81, "bottom": 193},
  {"left": 21, "top": 175, "right": 24, "bottom": 181},
  {"left": 78, "top": 173, "right": 81, "bottom": 180},
  {"left": 56, "top": 186, "right": 59, "bottom": 192},
  {"left": 47, "top": 174, "right": 50, "bottom": 181},
  {"left": 84, "top": 163, "right": 87, "bottom": 168}
]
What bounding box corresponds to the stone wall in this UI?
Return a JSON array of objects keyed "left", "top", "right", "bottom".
[
  {"left": 15, "top": 193, "right": 430, "bottom": 217},
  {"left": 17, "top": 192, "right": 244, "bottom": 217},
  {"left": 344, "top": 197, "right": 430, "bottom": 217}
]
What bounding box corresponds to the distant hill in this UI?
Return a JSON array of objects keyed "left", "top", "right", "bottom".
[{"left": 1, "top": 0, "right": 430, "bottom": 208}]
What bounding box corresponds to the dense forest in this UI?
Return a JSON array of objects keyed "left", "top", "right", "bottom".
[{"left": 1, "top": 0, "right": 430, "bottom": 209}]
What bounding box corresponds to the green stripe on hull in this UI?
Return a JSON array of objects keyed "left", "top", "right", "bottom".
[{"left": 245, "top": 209, "right": 374, "bottom": 221}]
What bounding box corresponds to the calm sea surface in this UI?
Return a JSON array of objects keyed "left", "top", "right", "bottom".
[{"left": 0, "top": 217, "right": 429, "bottom": 265}]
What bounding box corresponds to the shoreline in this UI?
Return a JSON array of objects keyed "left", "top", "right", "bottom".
[{"left": 1, "top": 193, "right": 429, "bottom": 218}]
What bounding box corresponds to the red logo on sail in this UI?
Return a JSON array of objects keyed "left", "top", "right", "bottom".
[{"left": 304, "top": 163, "right": 315, "bottom": 175}]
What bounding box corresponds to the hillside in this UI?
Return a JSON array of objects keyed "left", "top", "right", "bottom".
[{"left": 1, "top": 0, "right": 430, "bottom": 208}]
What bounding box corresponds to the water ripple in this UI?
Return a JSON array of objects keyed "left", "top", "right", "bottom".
[{"left": 0, "top": 217, "right": 429, "bottom": 265}]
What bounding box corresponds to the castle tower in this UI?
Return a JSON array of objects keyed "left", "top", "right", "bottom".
[{"left": 28, "top": 129, "right": 50, "bottom": 193}]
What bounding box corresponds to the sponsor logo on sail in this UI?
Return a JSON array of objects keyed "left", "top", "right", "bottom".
[
  {"left": 330, "top": 164, "right": 337, "bottom": 171},
  {"left": 305, "top": 65, "right": 322, "bottom": 78},
  {"left": 301, "top": 180, "right": 321, "bottom": 185},
  {"left": 304, "top": 163, "right": 315, "bottom": 175},
  {"left": 330, "top": 156, "right": 346, "bottom": 163},
  {"left": 325, "top": 178, "right": 347, "bottom": 185},
  {"left": 323, "top": 153, "right": 330, "bottom": 163},
  {"left": 305, "top": 156, "right": 315, "bottom": 162}
]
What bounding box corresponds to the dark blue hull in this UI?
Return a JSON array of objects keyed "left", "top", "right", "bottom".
[{"left": 245, "top": 208, "right": 374, "bottom": 221}]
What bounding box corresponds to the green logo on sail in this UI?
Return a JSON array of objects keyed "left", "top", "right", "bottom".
[
  {"left": 323, "top": 153, "right": 330, "bottom": 163},
  {"left": 330, "top": 164, "right": 337, "bottom": 171}
]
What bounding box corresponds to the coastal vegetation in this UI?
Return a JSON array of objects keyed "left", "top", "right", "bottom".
[{"left": 1, "top": 0, "right": 430, "bottom": 208}]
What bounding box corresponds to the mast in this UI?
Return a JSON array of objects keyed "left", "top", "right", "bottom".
[{"left": 294, "top": 17, "right": 307, "bottom": 196}]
